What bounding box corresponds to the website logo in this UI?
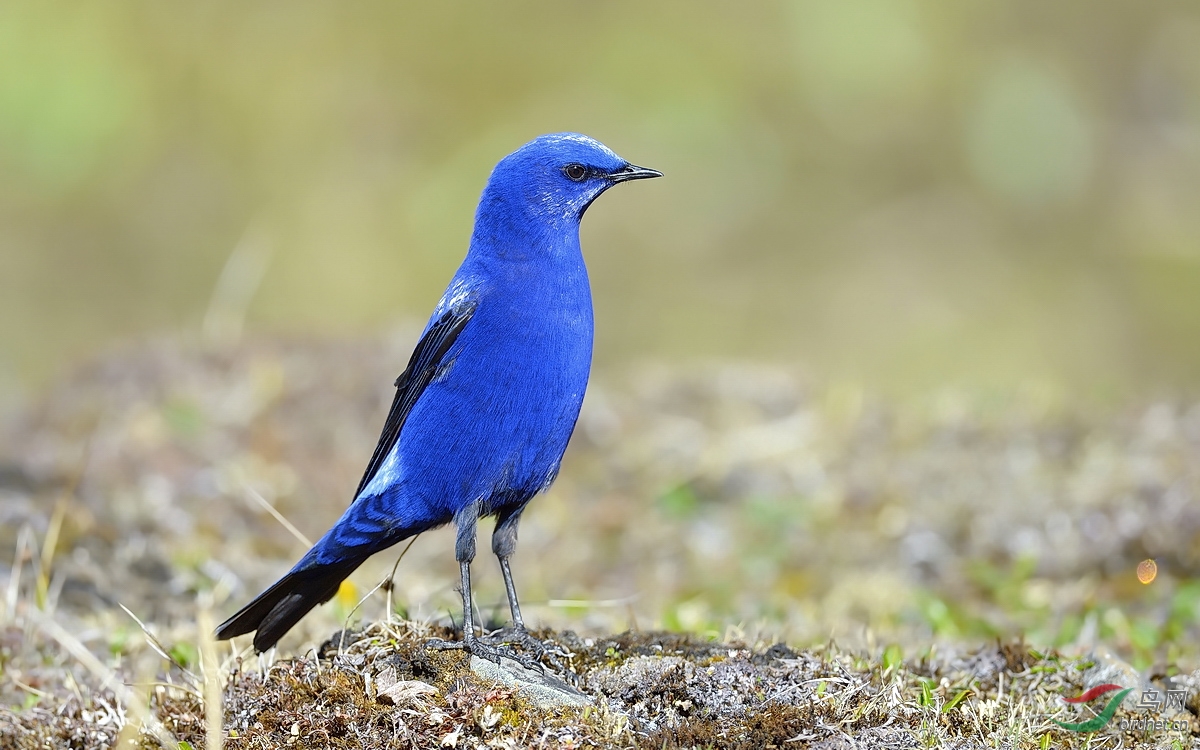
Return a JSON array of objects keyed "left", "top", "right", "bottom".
[
  {"left": 1054, "top": 684, "right": 1131, "bottom": 732},
  {"left": 1055, "top": 684, "right": 1189, "bottom": 733}
]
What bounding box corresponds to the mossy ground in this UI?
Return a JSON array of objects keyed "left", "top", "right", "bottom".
[
  {"left": 1, "top": 335, "right": 1198, "bottom": 748},
  {"left": 4, "top": 618, "right": 1198, "bottom": 748}
]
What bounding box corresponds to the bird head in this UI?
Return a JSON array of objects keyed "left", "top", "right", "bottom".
[{"left": 479, "top": 133, "right": 661, "bottom": 231}]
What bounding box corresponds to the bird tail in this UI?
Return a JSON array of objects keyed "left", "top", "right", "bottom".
[{"left": 215, "top": 558, "right": 365, "bottom": 652}]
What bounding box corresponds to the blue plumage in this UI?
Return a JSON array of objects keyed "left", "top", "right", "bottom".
[{"left": 216, "top": 133, "right": 660, "bottom": 654}]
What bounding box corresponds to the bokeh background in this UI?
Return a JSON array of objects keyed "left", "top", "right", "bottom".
[
  {"left": 5, "top": 1, "right": 1200, "bottom": 402},
  {"left": 3, "top": 1, "right": 1200, "bottom": 670}
]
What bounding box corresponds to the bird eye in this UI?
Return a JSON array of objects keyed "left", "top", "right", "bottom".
[{"left": 563, "top": 163, "right": 588, "bottom": 182}]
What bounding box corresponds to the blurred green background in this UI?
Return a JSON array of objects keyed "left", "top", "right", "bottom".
[
  {"left": 3, "top": 1, "right": 1200, "bottom": 403},
  {"left": 3, "top": 2, "right": 1200, "bottom": 673}
]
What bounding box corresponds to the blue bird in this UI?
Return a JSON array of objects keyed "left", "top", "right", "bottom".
[{"left": 216, "top": 133, "right": 660, "bottom": 659}]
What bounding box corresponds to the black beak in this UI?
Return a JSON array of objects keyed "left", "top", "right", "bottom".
[{"left": 608, "top": 163, "right": 663, "bottom": 183}]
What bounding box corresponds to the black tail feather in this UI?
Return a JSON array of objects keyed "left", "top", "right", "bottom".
[{"left": 216, "top": 559, "right": 363, "bottom": 652}]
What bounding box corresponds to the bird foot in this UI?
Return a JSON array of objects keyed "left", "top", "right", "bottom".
[
  {"left": 480, "top": 627, "right": 575, "bottom": 678},
  {"left": 426, "top": 634, "right": 545, "bottom": 673},
  {"left": 481, "top": 627, "right": 561, "bottom": 657}
]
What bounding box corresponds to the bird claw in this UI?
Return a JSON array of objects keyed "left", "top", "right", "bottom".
[
  {"left": 426, "top": 635, "right": 546, "bottom": 673},
  {"left": 480, "top": 627, "right": 553, "bottom": 656},
  {"left": 480, "top": 627, "right": 575, "bottom": 677}
]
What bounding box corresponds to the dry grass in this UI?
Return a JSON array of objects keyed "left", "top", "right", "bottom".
[
  {"left": 2, "top": 612, "right": 1198, "bottom": 748},
  {"left": 1, "top": 334, "right": 1199, "bottom": 747}
]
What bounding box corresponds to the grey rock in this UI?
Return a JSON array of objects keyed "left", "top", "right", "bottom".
[
  {"left": 1084, "top": 646, "right": 1191, "bottom": 727},
  {"left": 470, "top": 656, "right": 592, "bottom": 709},
  {"left": 1084, "top": 647, "right": 1146, "bottom": 710}
]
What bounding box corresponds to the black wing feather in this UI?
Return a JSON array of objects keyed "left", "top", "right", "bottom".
[{"left": 353, "top": 300, "right": 477, "bottom": 498}]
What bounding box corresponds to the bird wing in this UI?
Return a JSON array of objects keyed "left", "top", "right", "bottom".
[{"left": 352, "top": 298, "right": 478, "bottom": 498}]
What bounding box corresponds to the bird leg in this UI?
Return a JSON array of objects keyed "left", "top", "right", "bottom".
[
  {"left": 427, "top": 505, "right": 545, "bottom": 672},
  {"left": 492, "top": 507, "right": 528, "bottom": 630},
  {"left": 499, "top": 555, "right": 527, "bottom": 629},
  {"left": 475, "top": 510, "right": 572, "bottom": 671},
  {"left": 476, "top": 554, "right": 572, "bottom": 673},
  {"left": 482, "top": 554, "right": 545, "bottom": 653},
  {"left": 427, "top": 562, "right": 548, "bottom": 671}
]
